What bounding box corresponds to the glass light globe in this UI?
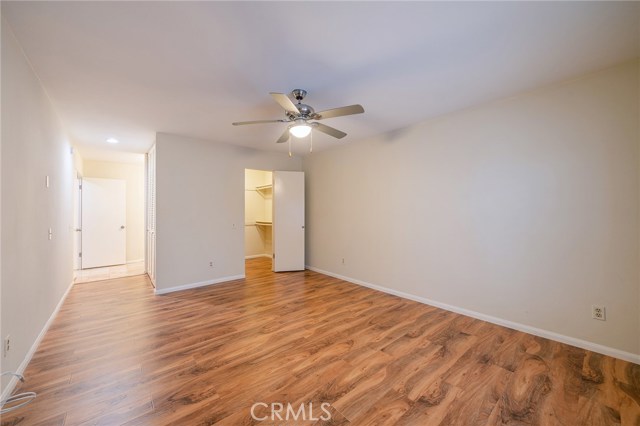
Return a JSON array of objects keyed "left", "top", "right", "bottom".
[{"left": 289, "top": 124, "right": 312, "bottom": 138}]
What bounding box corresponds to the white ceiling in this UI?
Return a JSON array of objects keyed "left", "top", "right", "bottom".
[{"left": 2, "top": 1, "right": 639, "bottom": 157}]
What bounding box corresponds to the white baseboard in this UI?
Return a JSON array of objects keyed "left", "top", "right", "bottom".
[
  {"left": 306, "top": 265, "right": 640, "bottom": 365},
  {"left": 154, "top": 274, "right": 245, "bottom": 295},
  {"left": 245, "top": 254, "right": 271, "bottom": 260},
  {"left": 147, "top": 272, "right": 156, "bottom": 288},
  {"left": 1, "top": 280, "right": 75, "bottom": 401},
  {"left": 127, "top": 259, "right": 144, "bottom": 264}
]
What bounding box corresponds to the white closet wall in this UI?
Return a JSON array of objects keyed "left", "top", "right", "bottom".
[{"left": 244, "top": 169, "right": 272, "bottom": 258}]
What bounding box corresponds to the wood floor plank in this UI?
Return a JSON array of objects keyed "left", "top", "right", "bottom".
[{"left": 1, "top": 258, "right": 638, "bottom": 425}]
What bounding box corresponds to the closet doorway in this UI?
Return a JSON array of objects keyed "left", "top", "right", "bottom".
[
  {"left": 245, "top": 169, "right": 273, "bottom": 265},
  {"left": 244, "top": 169, "right": 305, "bottom": 272}
]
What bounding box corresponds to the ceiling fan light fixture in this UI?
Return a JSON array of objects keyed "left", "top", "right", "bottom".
[
  {"left": 232, "top": 90, "right": 364, "bottom": 145},
  {"left": 289, "top": 122, "right": 312, "bottom": 138}
]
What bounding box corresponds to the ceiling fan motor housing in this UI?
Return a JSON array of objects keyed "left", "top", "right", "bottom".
[
  {"left": 296, "top": 104, "right": 314, "bottom": 117},
  {"left": 287, "top": 90, "right": 314, "bottom": 119}
]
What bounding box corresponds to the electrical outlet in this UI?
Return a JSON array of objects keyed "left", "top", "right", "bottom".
[
  {"left": 209, "top": 261, "right": 214, "bottom": 267},
  {"left": 592, "top": 305, "right": 606, "bottom": 321},
  {"left": 4, "top": 335, "right": 10, "bottom": 357},
  {"left": 341, "top": 258, "right": 345, "bottom": 265}
]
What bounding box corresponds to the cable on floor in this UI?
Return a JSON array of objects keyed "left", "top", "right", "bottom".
[{"left": 1, "top": 372, "right": 37, "bottom": 414}]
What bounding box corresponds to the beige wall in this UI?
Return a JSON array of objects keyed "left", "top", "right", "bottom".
[
  {"left": 303, "top": 61, "right": 640, "bottom": 358},
  {"left": 155, "top": 133, "right": 301, "bottom": 292},
  {"left": 1, "top": 21, "right": 75, "bottom": 394},
  {"left": 83, "top": 160, "right": 145, "bottom": 263}
]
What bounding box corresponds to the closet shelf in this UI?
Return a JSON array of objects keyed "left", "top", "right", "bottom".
[
  {"left": 255, "top": 221, "right": 272, "bottom": 226},
  {"left": 255, "top": 184, "right": 273, "bottom": 195}
]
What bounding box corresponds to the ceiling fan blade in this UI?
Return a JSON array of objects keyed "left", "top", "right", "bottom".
[
  {"left": 276, "top": 127, "right": 290, "bottom": 143},
  {"left": 232, "top": 119, "right": 288, "bottom": 126},
  {"left": 313, "top": 122, "right": 347, "bottom": 139},
  {"left": 314, "top": 104, "right": 364, "bottom": 120},
  {"left": 270, "top": 92, "right": 299, "bottom": 115}
]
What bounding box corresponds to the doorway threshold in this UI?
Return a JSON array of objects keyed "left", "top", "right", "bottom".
[{"left": 74, "top": 261, "right": 145, "bottom": 284}]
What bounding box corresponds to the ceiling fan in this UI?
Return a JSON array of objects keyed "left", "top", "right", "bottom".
[{"left": 232, "top": 89, "right": 364, "bottom": 145}]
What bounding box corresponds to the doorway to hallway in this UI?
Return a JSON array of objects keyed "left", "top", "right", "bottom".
[{"left": 72, "top": 153, "right": 147, "bottom": 283}]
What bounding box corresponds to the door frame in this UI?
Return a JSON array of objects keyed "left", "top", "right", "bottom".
[
  {"left": 146, "top": 145, "right": 156, "bottom": 286},
  {"left": 73, "top": 172, "right": 83, "bottom": 270}
]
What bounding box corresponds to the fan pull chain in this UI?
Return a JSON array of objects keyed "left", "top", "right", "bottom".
[
  {"left": 288, "top": 137, "right": 292, "bottom": 157},
  {"left": 309, "top": 130, "right": 313, "bottom": 153}
]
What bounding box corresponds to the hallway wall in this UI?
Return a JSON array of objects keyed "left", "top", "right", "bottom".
[{"left": 1, "top": 21, "right": 75, "bottom": 395}]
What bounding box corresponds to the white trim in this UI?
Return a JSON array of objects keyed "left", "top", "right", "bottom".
[
  {"left": 154, "top": 275, "right": 245, "bottom": 295},
  {"left": 127, "top": 259, "right": 144, "bottom": 264},
  {"left": 1, "top": 281, "right": 75, "bottom": 401},
  {"left": 146, "top": 272, "right": 155, "bottom": 288},
  {"left": 245, "top": 254, "right": 271, "bottom": 260},
  {"left": 306, "top": 266, "right": 640, "bottom": 365}
]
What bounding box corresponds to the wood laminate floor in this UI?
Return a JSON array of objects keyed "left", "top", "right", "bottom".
[{"left": 2, "top": 258, "right": 639, "bottom": 425}]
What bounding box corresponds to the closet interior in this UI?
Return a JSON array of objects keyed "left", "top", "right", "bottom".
[{"left": 245, "top": 169, "right": 273, "bottom": 265}]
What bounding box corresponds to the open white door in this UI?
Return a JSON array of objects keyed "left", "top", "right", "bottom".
[
  {"left": 82, "top": 177, "right": 126, "bottom": 269},
  {"left": 273, "top": 171, "right": 305, "bottom": 272}
]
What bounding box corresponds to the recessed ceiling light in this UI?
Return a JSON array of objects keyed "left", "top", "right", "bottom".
[{"left": 106, "top": 137, "right": 119, "bottom": 144}]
